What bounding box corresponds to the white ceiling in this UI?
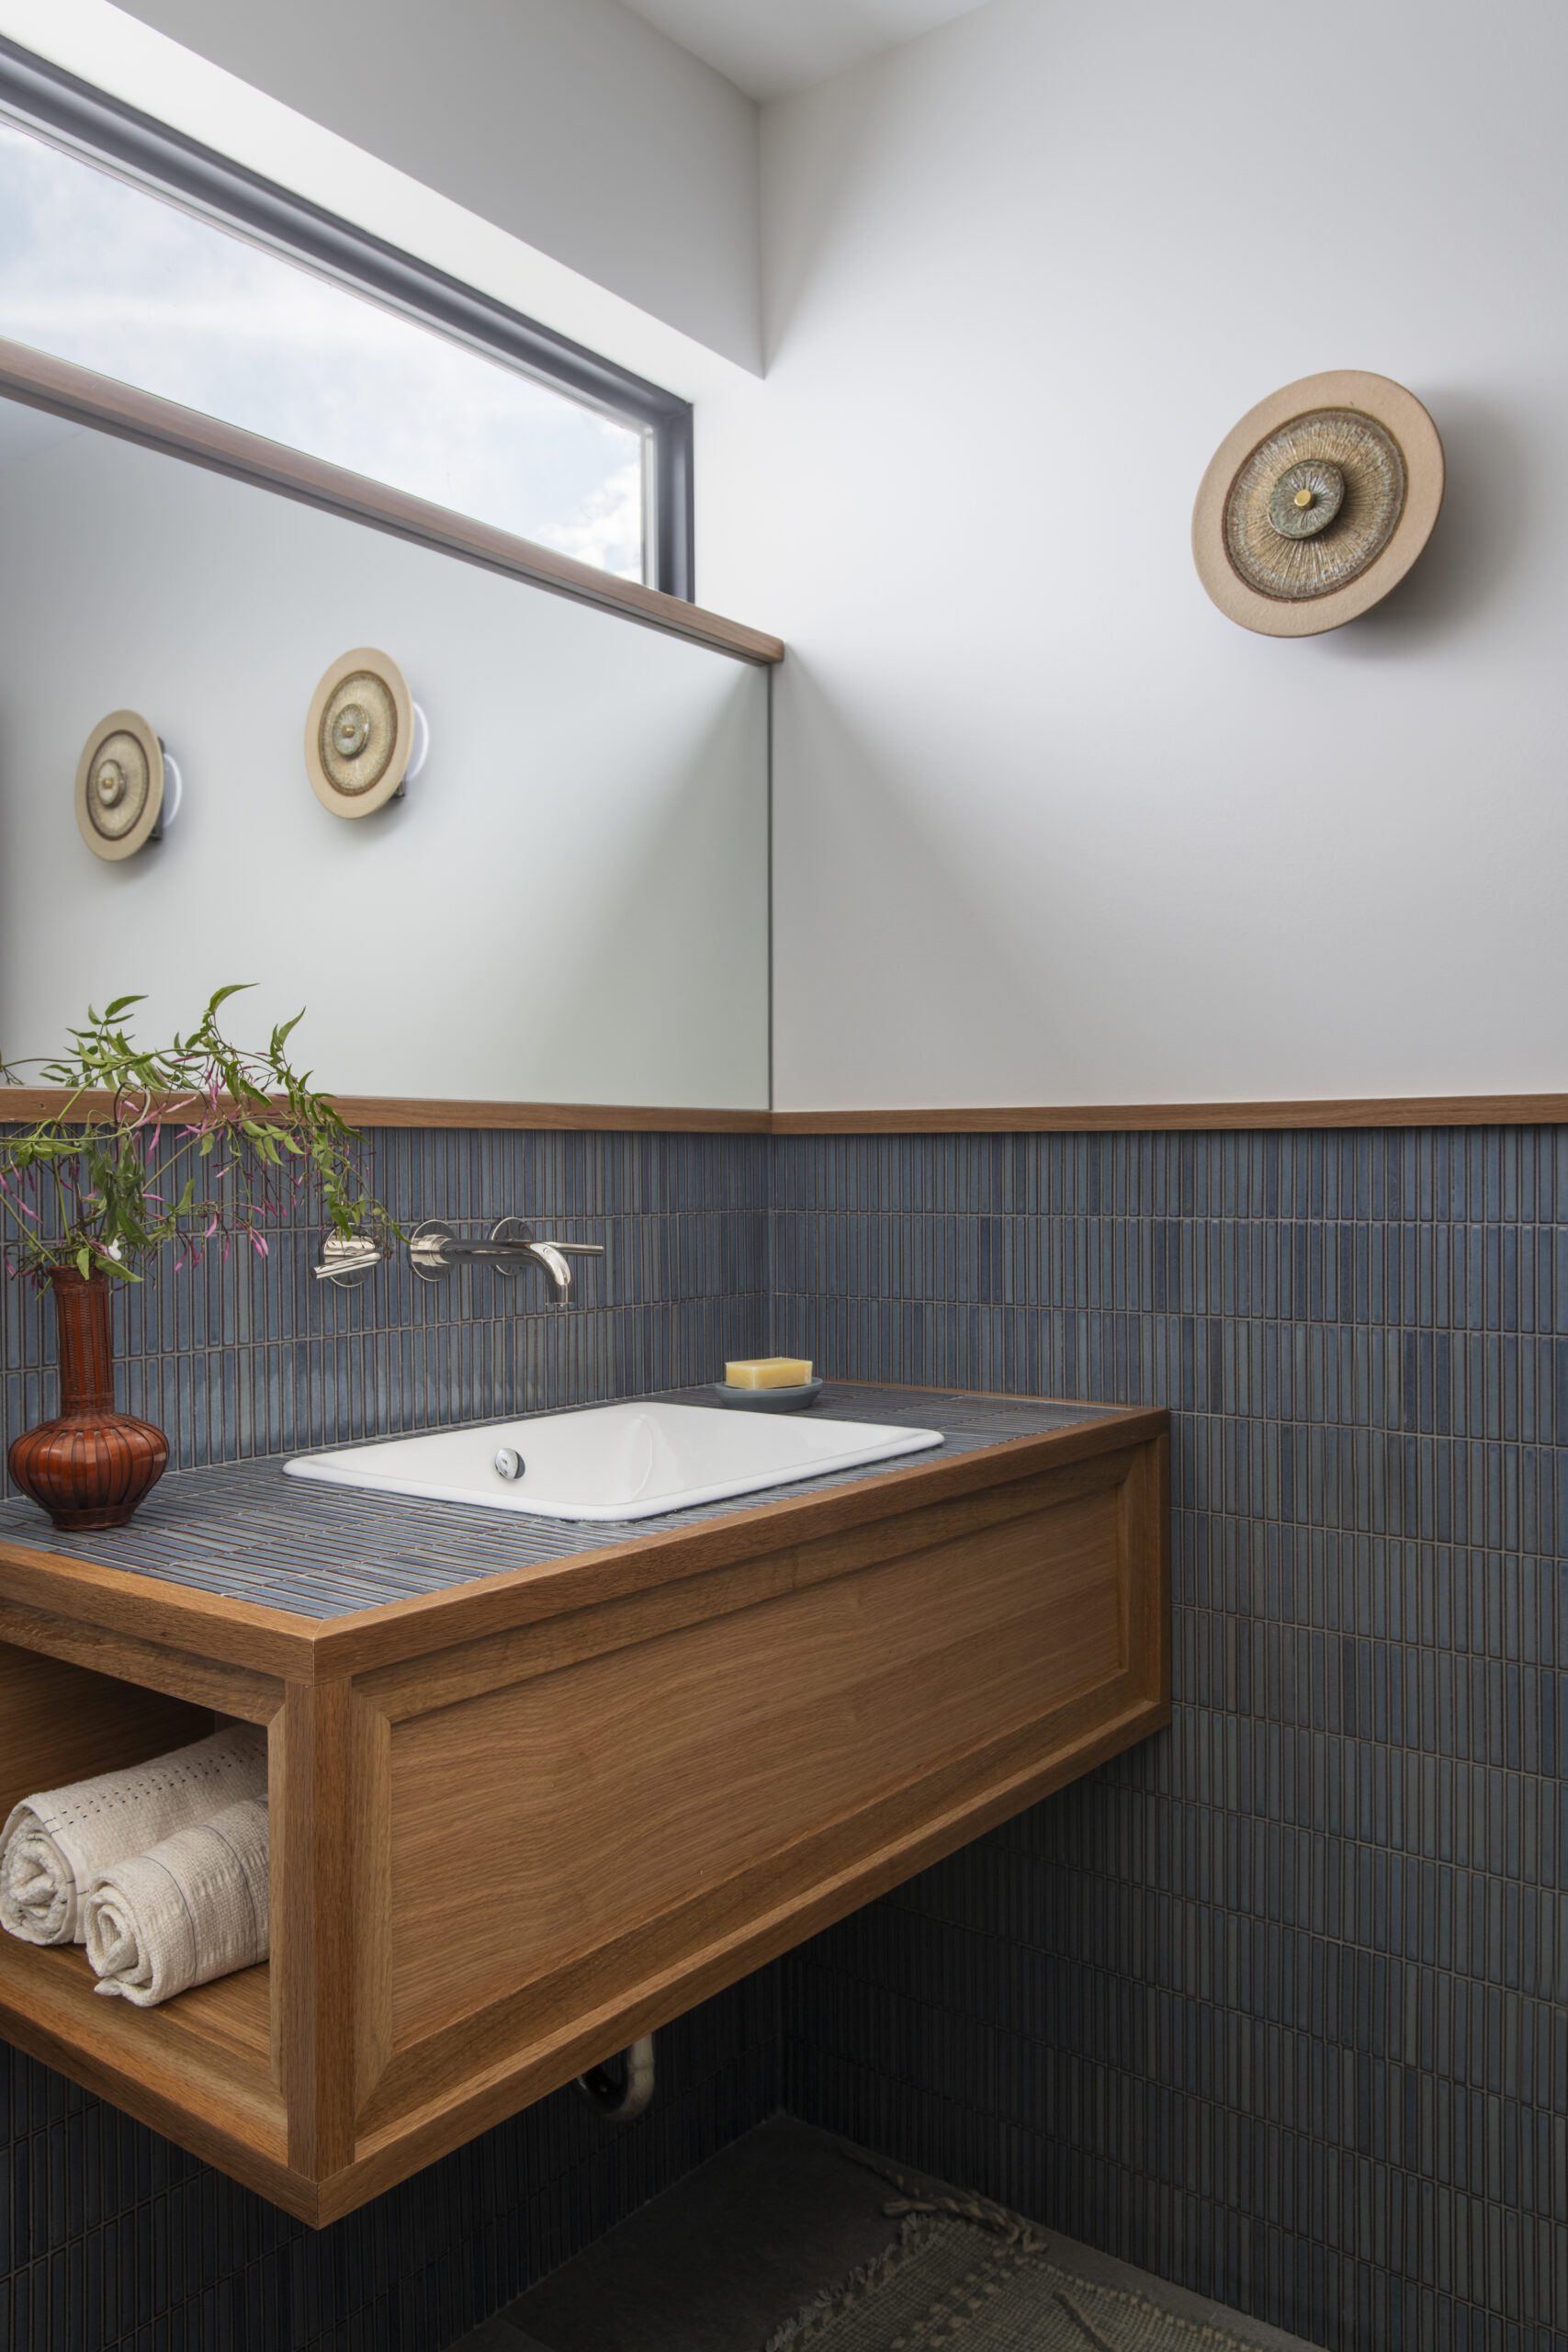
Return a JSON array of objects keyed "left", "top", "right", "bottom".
[{"left": 617, "top": 0, "right": 994, "bottom": 100}]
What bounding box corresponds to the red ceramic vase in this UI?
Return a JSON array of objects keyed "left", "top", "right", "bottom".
[{"left": 7, "top": 1267, "right": 169, "bottom": 1531}]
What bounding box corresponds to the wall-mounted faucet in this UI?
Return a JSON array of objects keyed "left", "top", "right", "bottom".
[
  {"left": 314, "top": 1216, "right": 604, "bottom": 1298},
  {"left": 407, "top": 1217, "right": 604, "bottom": 1300}
]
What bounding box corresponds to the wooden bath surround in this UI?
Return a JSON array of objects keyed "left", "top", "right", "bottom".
[{"left": 0, "top": 1389, "right": 1169, "bottom": 2224}]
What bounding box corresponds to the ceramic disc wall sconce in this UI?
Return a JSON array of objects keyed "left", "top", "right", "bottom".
[
  {"left": 74, "top": 710, "right": 184, "bottom": 861},
  {"left": 304, "top": 647, "right": 428, "bottom": 819},
  {"left": 1192, "top": 370, "right": 1444, "bottom": 636}
]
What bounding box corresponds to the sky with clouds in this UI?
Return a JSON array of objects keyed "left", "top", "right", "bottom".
[{"left": 0, "top": 120, "right": 647, "bottom": 581}]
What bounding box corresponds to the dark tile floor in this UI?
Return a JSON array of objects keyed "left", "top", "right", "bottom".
[{"left": 454, "top": 2118, "right": 1325, "bottom": 2352}]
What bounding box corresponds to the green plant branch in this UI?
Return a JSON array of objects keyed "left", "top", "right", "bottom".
[{"left": 0, "top": 987, "right": 395, "bottom": 1282}]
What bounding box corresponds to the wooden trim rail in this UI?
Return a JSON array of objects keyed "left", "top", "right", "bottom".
[
  {"left": 6, "top": 1090, "right": 1568, "bottom": 1136},
  {"left": 0, "top": 1090, "right": 773, "bottom": 1135},
  {"left": 0, "top": 336, "right": 784, "bottom": 668},
  {"left": 769, "top": 1091, "right": 1568, "bottom": 1135}
]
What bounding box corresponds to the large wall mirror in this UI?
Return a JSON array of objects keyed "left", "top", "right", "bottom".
[
  {"left": 0, "top": 58, "right": 773, "bottom": 1123},
  {"left": 0, "top": 390, "right": 771, "bottom": 1113}
]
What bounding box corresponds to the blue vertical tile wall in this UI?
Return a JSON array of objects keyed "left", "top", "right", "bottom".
[
  {"left": 1, "top": 1973, "right": 780, "bottom": 2352},
  {"left": 771, "top": 1127, "right": 1566, "bottom": 2352},
  {"left": 3, "top": 1126, "right": 772, "bottom": 1484},
  {"left": 0, "top": 1125, "right": 777, "bottom": 2351},
  {"left": 5, "top": 1118, "right": 1560, "bottom": 2348}
]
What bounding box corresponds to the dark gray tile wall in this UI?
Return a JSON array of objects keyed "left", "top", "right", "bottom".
[
  {"left": 770, "top": 1128, "right": 1565, "bottom": 2352},
  {"left": 2, "top": 1127, "right": 771, "bottom": 1484},
  {"left": 1, "top": 1125, "right": 776, "bottom": 2351},
  {"left": 4, "top": 1120, "right": 1557, "bottom": 2348},
  {"left": 2, "top": 1968, "right": 781, "bottom": 2352}
]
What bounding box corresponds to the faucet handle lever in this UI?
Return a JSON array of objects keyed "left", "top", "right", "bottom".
[{"left": 314, "top": 1231, "right": 387, "bottom": 1288}]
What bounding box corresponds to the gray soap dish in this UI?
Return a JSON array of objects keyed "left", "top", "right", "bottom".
[{"left": 710, "top": 1379, "right": 824, "bottom": 1413}]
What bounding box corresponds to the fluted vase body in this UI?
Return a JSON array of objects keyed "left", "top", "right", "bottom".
[{"left": 7, "top": 1268, "right": 168, "bottom": 1531}]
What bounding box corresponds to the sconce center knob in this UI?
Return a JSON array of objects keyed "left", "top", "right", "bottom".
[
  {"left": 333, "top": 703, "right": 372, "bottom": 758},
  {"left": 1269, "top": 459, "right": 1345, "bottom": 540}
]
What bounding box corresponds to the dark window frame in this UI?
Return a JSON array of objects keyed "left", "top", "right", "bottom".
[{"left": 0, "top": 35, "right": 696, "bottom": 600}]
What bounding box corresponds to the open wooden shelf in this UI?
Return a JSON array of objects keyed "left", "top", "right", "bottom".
[
  {"left": 0, "top": 1937, "right": 270, "bottom": 2062},
  {"left": 0, "top": 1396, "right": 1169, "bottom": 2224},
  {"left": 0, "top": 1933, "right": 286, "bottom": 2190}
]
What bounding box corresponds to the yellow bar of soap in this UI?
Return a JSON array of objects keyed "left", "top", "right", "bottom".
[{"left": 725, "top": 1356, "right": 813, "bottom": 1390}]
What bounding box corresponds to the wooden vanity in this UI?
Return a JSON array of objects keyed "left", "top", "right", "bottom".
[{"left": 0, "top": 1385, "right": 1168, "bottom": 2224}]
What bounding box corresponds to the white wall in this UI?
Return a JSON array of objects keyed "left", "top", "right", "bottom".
[
  {"left": 112, "top": 0, "right": 762, "bottom": 372},
  {"left": 0, "top": 425, "right": 770, "bottom": 1107},
  {"left": 734, "top": 0, "right": 1568, "bottom": 1109}
]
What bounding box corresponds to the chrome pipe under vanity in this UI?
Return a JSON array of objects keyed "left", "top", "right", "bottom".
[{"left": 315, "top": 1216, "right": 604, "bottom": 1298}]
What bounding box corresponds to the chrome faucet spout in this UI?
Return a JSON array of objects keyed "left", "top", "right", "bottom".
[
  {"left": 404, "top": 1216, "right": 604, "bottom": 1300},
  {"left": 524, "top": 1237, "right": 574, "bottom": 1297}
]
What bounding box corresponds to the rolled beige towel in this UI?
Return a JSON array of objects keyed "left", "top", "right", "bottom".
[
  {"left": 85, "top": 1797, "right": 269, "bottom": 2007},
  {"left": 0, "top": 1724, "right": 266, "bottom": 1947}
]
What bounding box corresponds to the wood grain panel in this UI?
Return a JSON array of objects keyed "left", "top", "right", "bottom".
[
  {"left": 275, "top": 1680, "right": 367, "bottom": 2177},
  {"left": 0, "top": 1598, "right": 282, "bottom": 1720},
  {"left": 162, "top": 1961, "right": 271, "bottom": 2067},
  {"left": 0, "top": 1548, "right": 317, "bottom": 1680},
  {"left": 345, "top": 1684, "right": 1163, "bottom": 2207},
  {"left": 360, "top": 1452, "right": 1128, "bottom": 1722},
  {"left": 316, "top": 1417, "right": 1164, "bottom": 1680},
  {"left": 388, "top": 1487, "right": 1122, "bottom": 2039},
  {"left": 0, "top": 1637, "right": 213, "bottom": 1817}
]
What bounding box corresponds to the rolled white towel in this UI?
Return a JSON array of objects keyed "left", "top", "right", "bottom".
[
  {"left": 0, "top": 1724, "right": 266, "bottom": 1947},
  {"left": 84, "top": 1797, "right": 269, "bottom": 2007}
]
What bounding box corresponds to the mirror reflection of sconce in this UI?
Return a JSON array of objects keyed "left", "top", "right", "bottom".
[
  {"left": 75, "top": 710, "right": 183, "bottom": 861},
  {"left": 303, "top": 647, "right": 428, "bottom": 820}
]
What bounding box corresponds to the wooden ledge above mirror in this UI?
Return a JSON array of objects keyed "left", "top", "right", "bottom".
[{"left": 0, "top": 337, "right": 784, "bottom": 669}]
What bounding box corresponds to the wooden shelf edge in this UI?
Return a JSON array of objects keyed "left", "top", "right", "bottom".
[
  {"left": 772, "top": 1092, "right": 1568, "bottom": 1134},
  {"left": 0, "top": 1939, "right": 300, "bottom": 2213},
  {"left": 0, "top": 336, "right": 784, "bottom": 667}
]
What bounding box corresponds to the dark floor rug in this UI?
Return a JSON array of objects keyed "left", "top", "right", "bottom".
[{"left": 765, "top": 2188, "right": 1285, "bottom": 2352}]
